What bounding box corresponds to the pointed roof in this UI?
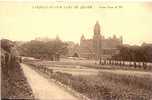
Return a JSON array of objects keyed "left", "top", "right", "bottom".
[
  {"left": 81, "top": 34, "right": 85, "bottom": 40},
  {"left": 94, "top": 21, "right": 101, "bottom": 35}
]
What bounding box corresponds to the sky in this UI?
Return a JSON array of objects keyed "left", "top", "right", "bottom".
[{"left": 0, "top": 2, "right": 152, "bottom": 45}]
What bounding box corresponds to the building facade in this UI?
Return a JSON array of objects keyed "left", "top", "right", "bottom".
[{"left": 69, "top": 21, "right": 123, "bottom": 60}]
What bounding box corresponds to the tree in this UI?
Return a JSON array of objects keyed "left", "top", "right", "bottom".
[
  {"left": 112, "top": 45, "right": 152, "bottom": 63},
  {"left": 1, "top": 39, "right": 14, "bottom": 53},
  {"left": 18, "top": 39, "right": 68, "bottom": 61},
  {"left": 73, "top": 53, "right": 79, "bottom": 57}
]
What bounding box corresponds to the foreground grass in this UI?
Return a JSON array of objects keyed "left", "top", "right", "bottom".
[
  {"left": 1, "top": 62, "right": 34, "bottom": 99},
  {"left": 24, "top": 61, "right": 152, "bottom": 100},
  {"left": 51, "top": 73, "right": 152, "bottom": 100}
]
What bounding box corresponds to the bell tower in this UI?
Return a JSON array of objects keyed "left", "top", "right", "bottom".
[
  {"left": 93, "top": 21, "right": 102, "bottom": 60},
  {"left": 94, "top": 21, "right": 101, "bottom": 35}
]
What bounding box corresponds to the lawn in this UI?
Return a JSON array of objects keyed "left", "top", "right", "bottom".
[{"left": 24, "top": 60, "right": 152, "bottom": 100}]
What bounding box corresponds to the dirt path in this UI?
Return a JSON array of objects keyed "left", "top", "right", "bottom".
[{"left": 21, "top": 63, "right": 78, "bottom": 100}]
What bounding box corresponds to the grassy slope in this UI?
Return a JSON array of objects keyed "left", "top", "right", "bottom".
[{"left": 1, "top": 62, "right": 34, "bottom": 99}]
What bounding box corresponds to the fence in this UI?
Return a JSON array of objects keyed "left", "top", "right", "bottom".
[{"left": 98, "top": 59, "right": 152, "bottom": 69}]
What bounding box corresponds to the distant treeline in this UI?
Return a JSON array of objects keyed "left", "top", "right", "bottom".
[
  {"left": 112, "top": 45, "right": 152, "bottom": 62},
  {"left": 17, "top": 39, "right": 68, "bottom": 61}
]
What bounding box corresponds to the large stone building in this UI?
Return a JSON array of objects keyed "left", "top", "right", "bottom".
[{"left": 69, "top": 21, "right": 123, "bottom": 60}]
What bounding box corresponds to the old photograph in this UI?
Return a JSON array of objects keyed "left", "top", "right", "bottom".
[{"left": 1, "top": 1, "right": 152, "bottom": 100}]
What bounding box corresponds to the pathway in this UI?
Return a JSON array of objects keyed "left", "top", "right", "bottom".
[{"left": 21, "top": 63, "right": 78, "bottom": 100}]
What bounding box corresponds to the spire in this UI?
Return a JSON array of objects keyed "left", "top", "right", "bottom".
[
  {"left": 81, "top": 34, "right": 85, "bottom": 40},
  {"left": 94, "top": 21, "right": 101, "bottom": 35},
  {"left": 80, "top": 34, "right": 85, "bottom": 46}
]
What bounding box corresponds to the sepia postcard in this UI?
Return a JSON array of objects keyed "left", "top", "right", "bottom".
[{"left": 1, "top": 0, "right": 152, "bottom": 100}]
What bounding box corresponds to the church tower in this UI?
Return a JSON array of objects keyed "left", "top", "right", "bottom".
[
  {"left": 81, "top": 34, "right": 85, "bottom": 41},
  {"left": 93, "top": 21, "right": 102, "bottom": 60},
  {"left": 94, "top": 21, "right": 101, "bottom": 35}
]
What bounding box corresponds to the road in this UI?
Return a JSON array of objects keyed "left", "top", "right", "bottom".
[{"left": 21, "top": 63, "right": 79, "bottom": 100}]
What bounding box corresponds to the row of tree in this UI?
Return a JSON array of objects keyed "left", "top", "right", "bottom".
[
  {"left": 112, "top": 45, "right": 152, "bottom": 62},
  {"left": 17, "top": 39, "right": 68, "bottom": 61}
]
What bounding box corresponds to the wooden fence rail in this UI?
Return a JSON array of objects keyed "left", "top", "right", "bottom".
[{"left": 99, "top": 59, "right": 152, "bottom": 69}]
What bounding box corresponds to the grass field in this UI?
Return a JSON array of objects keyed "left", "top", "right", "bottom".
[{"left": 24, "top": 59, "right": 152, "bottom": 100}]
